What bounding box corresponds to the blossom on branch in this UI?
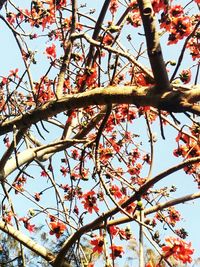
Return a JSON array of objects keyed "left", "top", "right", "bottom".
[
  {"left": 162, "top": 237, "right": 194, "bottom": 264},
  {"left": 49, "top": 220, "right": 67, "bottom": 238},
  {"left": 110, "top": 244, "right": 124, "bottom": 259},
  {"left": 81, "top": 191, "right": 99, "bottom": 213},
  {"left": 19, "top": 217, "right": 35, "bottom": 233},
  {"left": 90, "top": 235, "right": 104, "bottom": 254},
  {"left": 45, "top": 43, "right": 57, "bottom": 59}
]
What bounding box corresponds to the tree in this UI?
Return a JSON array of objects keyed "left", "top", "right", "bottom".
[{"left": 0, "top": 0, "right": 199, "bottom": 266}]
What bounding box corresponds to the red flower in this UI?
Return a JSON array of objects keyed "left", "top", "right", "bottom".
[
  {"left": 109, "top": 184, "right": 123, "bottom": 199},
  {"left": 127, "top": 11, "right": 141, "bottom": 28},
  {"left": 63, "top": 16, "right": 83, "bottom": 31},
  {"left": 187, "top": 36, "right": 200, "bottom": 60},
  {"left": 41, "top": 170, "right": 48, "bottom": 177},
  {"left": 108, "top": 225, "right": 120, "bottom": 238},
  {"left": 77, "top": 64, "right": 97, "bottom": 89},
  {"left": 1, "top": 77, "right": 8, "bottom": 86},
  {"left": 166, "top": 207, "right": 181, "bottom": 226},
  {"left": 49, "top": 214, "right": 56, "bottom": 222},
  {"left": 71, "top": 149, "right": 80, "bottom": 160},
  {"left": 90, "top": 236, "right": 104, "bottom": 254},
  {"left": 6, "top": 12, "right": 16, "bottom": 25},
  {"left": 179, "top": 69, "right": 191, "bottom": 84},
  {"left": 119, "top": 227, "right": 132, "bottom": 240},
  {"left": 19, "top": 217, "right": 35, "bottom": 233},
  {"left": 60, "top": 166, "right": 68, "bottom": 176},
  {"left": 109, "top": 225, "right": 132, "bottom": 240},
  {"left": 81, "top": 168, "right": 89, "bottom": 180},
  {"left": 99, "top": 146, "right": 113, "bottom": 163},
  {"left": 60, "top": 183, "right": 70, "bottom": 192},
  {"left": 9, "top": 68, "right": 19, "bottom": 78},
  {"left": 169, "top": 5, "right": 184, "bottom": 18},
  {"left": 45, "top": 43, "right": 56, "bottom": 59},
  {"left": 81, "top": 191, "right": 99, "bottom": 213},
  {"left": 128, "top": 163, "right": 142, "bottom": 176},
  {"left": 3, "top": 211, "right": 14, "bottom": 224},
  {"left": 129, "top": 71, "right": 154, "bottom": 86},
  {"left": 152, "top": 0, "right": 167, "bottom": 13},
  {"left": 103, "top": 34, "right": 113, "bottom": 45},
  {"left": 162, "top": 237, "right": 194, "bottom": 264},
  {"left": 110, "top": 244, "right": 124, "bottom": 259},
  {"left": 173, "top": 145, "right": 187, "bottom": 157},
  {"left": 49, "top": 220, "right": 66, "bottom": 238},
  {"left": 168, "top": 16, "right": 192, "bottom": 45},
  {"left": 12, "top": 176, "right": 27, "bottom": 194},
  {"left": 109, "top": 0, "right": 119, "bottom": 14}
]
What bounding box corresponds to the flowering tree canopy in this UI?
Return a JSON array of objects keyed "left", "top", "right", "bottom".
[{"left": 0, "top": 0, "right": 199, "bottom": 266}]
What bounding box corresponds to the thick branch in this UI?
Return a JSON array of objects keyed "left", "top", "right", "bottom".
[
  {"left": 0, "top": 221, "right": 55, "bottom": 263},
  {"left": 0, "top": 85, "right": 199, "bottom": 136},
  {"left": 0, "top": 139, "right": 87, "bottom": 180},
  {"left": 137, "top": 0, "right": 170, "bottom": 92},
  {"left": 0, "top": 221, "right": 71, "bottom": 266}
]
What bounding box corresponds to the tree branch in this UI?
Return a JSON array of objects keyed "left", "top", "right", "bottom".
[
  {"left": 0, "top": 85, "right": 199, "bottom": 136},
  {"left": 0, "top": 138, "right": 87, "bottom": 180},
  {"left": 0, "top": 221, "right": 55, "bottom": 264},
  {"left": 86, "top": 0, "right": 111, "bottom": 66},
  {"left": 105, "top": 191, "right": 200, "bottom": 227},
  {"left": 137, "top": 0, "right": 170, "bottom": 92},
  {"left": 55, "top": 0, "right": 78, "bottom": 98},
  {"left": 0, "top": 221, "right": 71, "bottom": 266},
  {"left": 53, "top": 156, "right": 200, "bottom": 266},
  {"left": 72, "top": 32, "right": 153, "bottom": 78}
]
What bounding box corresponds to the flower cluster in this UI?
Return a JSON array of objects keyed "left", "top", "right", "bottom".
[
  {"left": 173, "top": 131, "right": 200, "bottom": 181},
  {"left": 186, "top": 28, "right": 200, "bottom": 60},
  {"left": 109, "top": 225, "right": 132, "bottom": 240},
  {"left": 159, "top": 5, "right": 194, "bottom": 44},
  {"left": 162, "top": 237, "right": 194, "bottom": 264}
]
